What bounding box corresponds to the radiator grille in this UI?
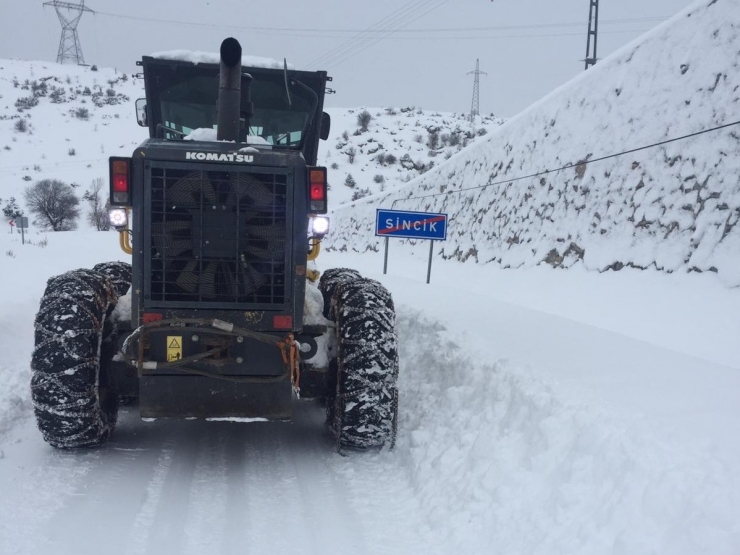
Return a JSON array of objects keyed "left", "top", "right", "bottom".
[{"left": 148, "top": 167, "right": 288, "bottom": 305}]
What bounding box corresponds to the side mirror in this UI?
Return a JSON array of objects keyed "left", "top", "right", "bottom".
[
  {"left": 135, "top": 98, "right": 147, "bottom": 127},
  {"left": 320, "top": 112, "right": 331, "bottom": 141}
]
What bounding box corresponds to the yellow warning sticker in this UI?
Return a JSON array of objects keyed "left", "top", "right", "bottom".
[{"left": 167, "top": 336, "right": 182, "bottom": 362}]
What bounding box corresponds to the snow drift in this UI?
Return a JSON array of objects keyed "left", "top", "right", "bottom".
[{"left": 325, "top": 0, "right": 740, "bottom": 286}]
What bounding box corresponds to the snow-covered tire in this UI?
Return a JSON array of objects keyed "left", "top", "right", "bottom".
[
  {"left": 329, "top": 277, "right": 399, "bottom": 449},
  {"left": 92, "top": 261, "right": 132, "bottom": 298},
  {"left": 318, "top": 268, "right": 362, "bottom": 320},
  {"left": 31, "top": 268, "right": 121, "bottom": 448}
]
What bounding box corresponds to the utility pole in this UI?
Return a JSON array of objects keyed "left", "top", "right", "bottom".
[
  {"left": 584, "top": 0, "right": 599, "bottom": 69},
  {"left": 467, "top": 59, "right": 487, "bottom": 124},
  {"left": 42, "top": 1, "right": 95, "bottom": 65}
]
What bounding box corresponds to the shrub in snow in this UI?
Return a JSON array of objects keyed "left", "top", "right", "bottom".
[
  {"left": 2, "top": 197, "right": 23, "bottom": 219},
  {"left": 477, "top": 127, "right": 488, "bottom": 136},
  {"left": 344, "top": 174, "right": 357, "bottom": 188},
  {"left": 68, "top": 148, "right": 76, "bottom": 156},
  {"left": 83, "top": 177, "right": 110, "bottom": 231},
  {"left": 373, "top": 174, "right": 385, "bottom": 184},
  {"left": 385, "top": 153, "right": 397, "bottom": 165},
  {"left": 82, "top": 86, "right": 91, "bottom": 96},
  {"left": 24, "top": 179, "right": 80, "bottom": 231},
  {"left": 330, "top": 162, "right": 339, "bottom": 170},
  {"left": 427, "top": 130, "right": 440, "bottom": 150},
  {"left": 74, "top": 107, "right": 89, "bottom": 120},
  {"left": 357, "top": 110, "right": 372, "bottom": 132},
  {"left": 414, "top": 134, "right": 423, "bottom": 143},
  {"left": 106, "top": 88, "right": 116, "bottom": 97},
  {"left": 14, "top": 95, "right": 38, "bottom": 112},
  {"left": 49, "top": 87, "right": 65, "bottom": 103},
  {"left": 342, "top": 131, "right": 349, "bottom": 141},
  {"left": 376, "top": 153, "right": 387, "bottom": 166},
  {"left": 14, "top": 119, "right": 27, "bottom": 133},
  {"left": 449, "top": 132, "right": 461, "bottom": 146},
  {"left": 351, "top": 187, "right": 371, "bottom": 201},
  {"left": 385, "top": 107, "right": 397, "bottom": 116},
  {"left": 90, "top": 65, "right": 98, "bottom": 71},
  {"left": 346, "top": 147, "right": 357, "bottom": 164}
]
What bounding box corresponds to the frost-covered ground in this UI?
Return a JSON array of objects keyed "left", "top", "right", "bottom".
[
  {"left": 326, "top": 0, "right": 740, "bottom": 285},
  {"left": 1, "top": 232, "right": 738, "bottom": 555}
]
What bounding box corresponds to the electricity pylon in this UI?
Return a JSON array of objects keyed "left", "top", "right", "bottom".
[
  {"left": 467, "top": 59, "right": 487, "bottom": 124},
  {"left": 584, "top": 0, "right": 599, "bottom": 69},
  {"left": 43, "top": 1, "right": 95, "bottom": 65}
]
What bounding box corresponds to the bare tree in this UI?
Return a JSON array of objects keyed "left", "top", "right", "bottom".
[
  {"left": 83, "top": 177, "right": 110, "bottom": 231},
  {"left": 24, "top": 179, "right": 80, "bottom": 231}
]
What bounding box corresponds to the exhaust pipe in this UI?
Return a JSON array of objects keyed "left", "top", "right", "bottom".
[{"left": 217, "top": 37, "right": 242, "bottom": 142}]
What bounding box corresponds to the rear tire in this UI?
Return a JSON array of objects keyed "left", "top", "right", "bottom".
[
  {"left": 31, "top": 268, "right": 123, "bottom": 448},
  {"left": 329, "top": 277, "right": 399, "bottom": 449}
]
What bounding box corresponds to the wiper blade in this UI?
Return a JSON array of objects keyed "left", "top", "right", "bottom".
[{"left": 283, "top": 58, "right": 292, "bottom": 108}]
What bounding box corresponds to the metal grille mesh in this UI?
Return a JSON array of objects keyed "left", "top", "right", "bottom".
[{"left": 149, "top": 167, "right": 287, "bottom": 305}]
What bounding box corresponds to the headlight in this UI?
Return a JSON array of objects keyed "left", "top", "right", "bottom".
[
  {"left": 108, "top": 208, "right": 128, "bottom": 228},
  {"left": 310, "top": 216, "right": 330, "bottom": 237}
]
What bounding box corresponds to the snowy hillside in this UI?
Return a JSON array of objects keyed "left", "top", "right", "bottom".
[
  {"left": 321, "top": 108, "right": 502, "bottom": 205},
  {"left": 325, "top": 0, "right": 740, "bottom": 286},
  {"left": 0, "top": 57, "right": 500, "bottom": 225},
  {"left": 0, "top": 59, "right": 145, "bottom": 193}
]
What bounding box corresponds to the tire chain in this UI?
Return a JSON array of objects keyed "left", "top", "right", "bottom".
[
  {"left": 31, "top": 264, "right": 130, "bottom": 448},
  {"left": 326, "top": 276, "right": 399, "bottom": 449}
]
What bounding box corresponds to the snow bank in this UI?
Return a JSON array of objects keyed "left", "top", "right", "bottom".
[
  {"left": 325, "top": 0, "right": 740, "bottom": 286},
  {"left": 151, "top": 50, "right": 291, "bottom": 70},
  {"left": 395, "top": 309, "right": 740, "bottom": 554}
]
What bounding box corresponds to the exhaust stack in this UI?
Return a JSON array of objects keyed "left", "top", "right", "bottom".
[{"left": 217, "top": 37, "right": 242, "bottom": 142}]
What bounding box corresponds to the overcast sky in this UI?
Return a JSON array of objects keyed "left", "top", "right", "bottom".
[{"left": 1, "top": 0, "right": 695, "bottom": 117}]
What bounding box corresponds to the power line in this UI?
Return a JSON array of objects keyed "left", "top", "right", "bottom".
[
  {"left": 392, "top": 119, "right": 740, "bottom": 206},
  {"left": 320, "top": 0, "right": 451, "bottom": 70},
  {"left": 92, "top": 10, "right": 666, "bottom": 35},
  {"left": 305, "top": 0, "right": 429, "bottom": 69},
  {"left": 308, "top": 0, "right": 450, "bottom": 70}
]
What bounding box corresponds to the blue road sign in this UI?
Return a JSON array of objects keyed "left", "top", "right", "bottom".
[{"left": 375, "top": 209, "right": 448, "bottom": 241}]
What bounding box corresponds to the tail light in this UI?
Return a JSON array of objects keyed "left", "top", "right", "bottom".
[
  {"left": 308, "top": 167, "right": 328, "bottom": 214},
  {"left": 109, "top": 157, "right": 132, "bottom": 206}
]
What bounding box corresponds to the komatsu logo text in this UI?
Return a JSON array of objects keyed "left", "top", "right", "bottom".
[{"left": 185, "top": 152, "right": 254, "bottom": 163}]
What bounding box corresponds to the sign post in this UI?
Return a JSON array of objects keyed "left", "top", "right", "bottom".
[
  {"left": 18, "top": 216, "right": 28, "bottom": 245},
  {"left": 375, "top": 209, "right": 448, "bottom": 284}
]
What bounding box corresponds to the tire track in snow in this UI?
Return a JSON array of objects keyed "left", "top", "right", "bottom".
[
  {"left": 127, "top": 436, "right": 176, "bottom": 555},
  {"left": 181, "top": 429, "right": 229, "bottom": 555}
]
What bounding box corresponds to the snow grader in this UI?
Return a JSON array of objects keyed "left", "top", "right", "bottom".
[{"left": 30, "top": 38, "right": 398, "bottom": 450}]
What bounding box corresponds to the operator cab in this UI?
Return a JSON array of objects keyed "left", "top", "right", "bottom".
[{"left": 134, "top": 54, "right": 331, "bottom": 166}]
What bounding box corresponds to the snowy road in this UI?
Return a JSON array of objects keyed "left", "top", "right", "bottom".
[
  {"left": 1, "top": 235, "right": 739, "bottom": 554},
  {"left": 0, "top": 401, "right": 437, "bottom": 555}
]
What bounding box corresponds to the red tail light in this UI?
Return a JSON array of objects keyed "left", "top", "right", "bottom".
[
  {"left": 308, "top": 167, "right": 327, "bottom": 214},
  {"left": 273, "top": 315, "right": 293, "bottom": 329},
  {"left": 109, "top": 157, "right": 131, "bottom": 206}
]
